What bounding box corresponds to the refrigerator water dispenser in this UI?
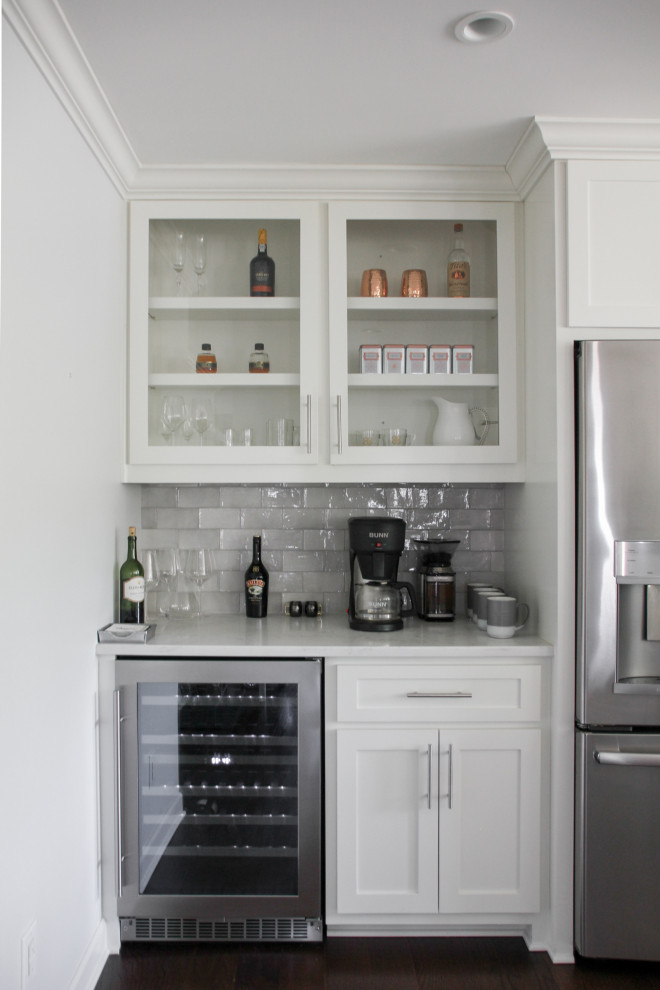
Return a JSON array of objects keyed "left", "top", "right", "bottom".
[{"left": 615, "top": 541, "right": 660, "bottom": 687}]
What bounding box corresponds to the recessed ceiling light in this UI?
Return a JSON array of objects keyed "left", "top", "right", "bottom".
[{"left": 454, "top": 10, "right": 515, "bottom": 43}]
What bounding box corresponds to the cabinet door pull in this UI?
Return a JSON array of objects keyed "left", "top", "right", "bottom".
[
  {"left": 336, "top": 395, "right": 343, "bottom": 454},
  {"left": 306, "top": 394, "right": 312, "bottom": 455},
  {"left": 406, "top": 691, "right": 473, "bottom": 699},
  {"left": 427, "top": 744, "right": 432, "bottom": 810},
  {"left": 113, "top": 689, "right": 125, "bottom": 898},
  {"left": 448, "top": 743, "right": 454, "bottom": 810}
]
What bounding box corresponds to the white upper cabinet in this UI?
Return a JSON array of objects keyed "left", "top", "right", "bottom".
[
  {"left": 328, "top": 202, "right": 521, "bottom": 475},
  {"left": 567, "top": 161, "right": 660, "bottom": 327},
  {"left": 125, "top": 201, "right": 323, "bottom": 483},
  {"left": 124, "top": 199, "right": 523, "bottom": 483}
]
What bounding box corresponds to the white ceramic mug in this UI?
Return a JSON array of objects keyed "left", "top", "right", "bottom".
[{"left": 486, "top": 596, "right": 530, "bottom": 638}]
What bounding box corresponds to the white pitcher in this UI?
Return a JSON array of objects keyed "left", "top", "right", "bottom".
[{"left": 431, "top": 396, "right": 489, "bottom": 446}]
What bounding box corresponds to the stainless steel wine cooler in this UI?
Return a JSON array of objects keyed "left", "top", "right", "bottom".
[{"left": 113, "top": 657, "right": 323, "bottom": 942}]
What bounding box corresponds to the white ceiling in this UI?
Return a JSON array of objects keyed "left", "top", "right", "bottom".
[{"left": 48, "top": 0, "right": 660, "bottom": 169}]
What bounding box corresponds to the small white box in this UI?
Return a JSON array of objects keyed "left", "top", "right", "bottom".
[
  {"left": 359, "top": 344, "right": 382, "bottom": 373},
  {"left": 406, "top": 345, "right": 428, "bottom": 374},
  {"left": 452, "top": 344, "right": 474, "bottom": 374},
  {"left": 429, "top": 345, "right": 452, "bottom": 374},
  {"left": 383, "top": 345, "right": 405, "bottom": 373}
]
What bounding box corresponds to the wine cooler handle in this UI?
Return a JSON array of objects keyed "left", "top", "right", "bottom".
[
  {"left": 306, "top": 394, "right": 312, "bottom": 455},
  {"left": 113, "top": 689, "right": 124, "bottom": 898},
  {"left": 426, "top": 744, "right": 432, "bottom": 810},
  {"left": 336, "top": 395, "right": 343, "bottom": 454},
  {"left": 448, "top": 743, "right": 454, "bottom": 810}
]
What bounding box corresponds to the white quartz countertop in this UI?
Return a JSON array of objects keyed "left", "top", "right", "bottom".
[{"left": 96, "top": 614, "right": 552, "bottom": 659}]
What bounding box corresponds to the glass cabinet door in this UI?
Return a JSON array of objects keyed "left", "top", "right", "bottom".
[
  {"left": 127, "top": 202, "right": 320, "bottom": 476},
  {"left": 137, "top": 680, "right": 301, "bottom": 898},
  {"left": 328, "top": 202, "right": 519, "bottom": 470}
]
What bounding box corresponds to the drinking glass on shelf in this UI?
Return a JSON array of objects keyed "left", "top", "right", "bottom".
[
  {"left": 191, "top": 399, "right": 212, "bottom": 445},
  {"left": 142, "top": 550, "right": 160, "bottom": 620},
  {"left": 192, "top": 233, "right": 207, "bottom": 294},
  {"left": 172, "top": 229, "right": 185, "bottom": 295},
  {"left": 182, "top": 413, "right": 195, "bottom": 444},
  {"left": 161, "top": 395, "right": 186, "bottom": 443},
  {"left": 184, "top": 548, "right": 215, "bottom": 617}
]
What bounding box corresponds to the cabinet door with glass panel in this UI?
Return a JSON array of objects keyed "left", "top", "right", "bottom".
[
  {"left": 328, "top": 202, "right": 520, "bottom": 477},
  {"left": 126, "top": 202, "right": 320, "bottom": 482}
]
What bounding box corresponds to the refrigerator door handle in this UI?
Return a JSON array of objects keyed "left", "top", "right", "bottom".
[{"left": 595, "top": 750, "right": 660, "bottom": 767}]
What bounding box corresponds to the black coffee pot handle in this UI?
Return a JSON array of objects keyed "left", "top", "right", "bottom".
[{"left": 394, "top": 581, "right": 417, "bottom": 617}]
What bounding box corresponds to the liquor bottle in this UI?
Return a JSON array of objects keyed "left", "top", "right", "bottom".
[
  {"left": 244, "top": 535, "right": 269, "bottom": 617},
  {"left": 447, "top": 223, "right": 471, "bottom": 298},
  {"left": 248, "top": 342, "right": 270, "bottom": 373},
  {"left": 196, "top": 343, "right": 217, "bottom": 373},
  {"left": 249, "top": 229, "right": 275, "bottom": 297},
  {"left": 119, "top": 526, "right": 145, "bottom": 623}
]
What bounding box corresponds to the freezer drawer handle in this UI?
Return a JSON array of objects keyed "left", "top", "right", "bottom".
[
  {"left": 407, "top": 691, "right": 473, "bottom": 699},
  {"left": 595, "top": 751, "right": 660, "bottom": 767}
]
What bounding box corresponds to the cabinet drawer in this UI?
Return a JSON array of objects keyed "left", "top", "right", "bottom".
[{"left": 336, "top": 664, "right": 541, "bottom": 723}]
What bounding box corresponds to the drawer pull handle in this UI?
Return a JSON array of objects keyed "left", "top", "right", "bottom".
[{"left": 406, "top": 691, "right": 473, "bottom": 699}]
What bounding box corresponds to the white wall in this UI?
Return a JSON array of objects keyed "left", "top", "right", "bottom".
[{"left": 0, "top": 22, "right": 138, "bottom": 990}]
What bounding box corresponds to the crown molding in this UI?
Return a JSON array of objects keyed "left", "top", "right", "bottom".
[
  {"left": 507, "top": 116, "right": 660, "bottom": 197},
  {"left": 7, "top": 1, "right": 660, "bottom": 202},
  {"left": 3, "top": 0, "right": 140, "bottom": 194}
]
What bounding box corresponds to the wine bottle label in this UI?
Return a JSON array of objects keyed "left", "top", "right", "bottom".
[
  {"left": 246, "top": 578, "right": 266, "bottom": 599},
  {"left": 123, "top": 576, "right": 145, "bottom": 603}
]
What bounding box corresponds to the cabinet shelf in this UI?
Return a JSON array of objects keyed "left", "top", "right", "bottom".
[
  {"left": 347, "top": 373, "right": 498, "bottom": 388},
  {"left": 347, "top": 297, "right": 497, "bottom": 321},
  {"left": 149, "top": 297, "right": 300, "bottom": 321},
  {"left": 148, "top": 373, "right": 300, "bottom": 388}
]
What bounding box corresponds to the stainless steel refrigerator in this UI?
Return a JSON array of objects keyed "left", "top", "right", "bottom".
[{"left": 575, "top": 339, "right": 660, "bottom": 961}]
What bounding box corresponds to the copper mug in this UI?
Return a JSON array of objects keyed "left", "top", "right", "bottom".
[
  {"left": 401, "top": 269, "right": 428, "bottom": 297},
  {"left": 361, "top": 269, "right": 388, "bottom": 297}
]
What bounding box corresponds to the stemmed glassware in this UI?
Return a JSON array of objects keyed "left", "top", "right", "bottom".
[
  {"left": 161, "top": 395, "right": 186, "bottom": 444},
  {"left": 192, "top": 233, "right": 207, "bottom": 294},
  {"left": 172, "top": 229, "right": 185, "bottom": 295},
  {"left": 191, "top": 398, "right": 212, "bottom": 445},
  {"left": 142, "top": 550, "right": 160, "bottom": 620},
  {"left": 157, "top": 547, "right": 179, "bottom": 615},
  {"left": 184, "top": 549, "right": 215, "bottom": 617}
]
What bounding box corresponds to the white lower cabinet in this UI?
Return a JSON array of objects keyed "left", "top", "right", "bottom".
[{"left": 329, "top": 660, "right": 544, "bottom": 927}]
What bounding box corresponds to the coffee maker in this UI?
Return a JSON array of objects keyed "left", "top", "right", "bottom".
[
  {"left": 413, "top": 538, "right": 460, "bottom": 621},
  {"left": 348, "top": 516, "right": 416, "bottom": 631}
]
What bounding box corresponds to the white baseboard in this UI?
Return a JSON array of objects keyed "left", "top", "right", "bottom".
[{"left": 68, "top": 920, "right": 110, "bottom": 990}]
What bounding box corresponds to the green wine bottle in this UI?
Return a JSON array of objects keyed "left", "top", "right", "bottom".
[{"left": 119, "top": 526, "right": 145, "bottom": 623}]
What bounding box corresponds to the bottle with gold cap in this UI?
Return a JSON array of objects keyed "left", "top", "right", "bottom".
[
  {"left": 249, "top": 228, "right": 275, "bottom": 297},
  {"left": 119, "top": 526, "right": 145, "bottom": 623}
]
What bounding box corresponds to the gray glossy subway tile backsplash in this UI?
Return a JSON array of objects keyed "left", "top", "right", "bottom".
[{"left": 141, "top": 483, "right": 505, "bottom": 616}]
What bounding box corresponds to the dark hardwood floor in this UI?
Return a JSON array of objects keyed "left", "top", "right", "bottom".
[{"left": 94, "top": 937, "right": 660, "bottom": 990}]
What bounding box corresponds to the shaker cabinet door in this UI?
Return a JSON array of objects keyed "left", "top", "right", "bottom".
[
  {"left": 438, "top": 727, "right": 541, "bottom": 914},
  {"left": 336, "top": 728, "right": 438, "bottom": 914},
  {"left": 567, "top": 161, "right": 660, "bottom": 327}
]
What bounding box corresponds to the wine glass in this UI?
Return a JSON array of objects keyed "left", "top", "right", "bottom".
[
  {"left": 161, "top": 395, "right": 186, "bottom": 443},
  {"left": 192, "top": 233, "right": 207, "bottom": 295},
  {"left": 184, "top": 549, "right": 215, "bottom": 617},
  {"left": 157, "top": 547, "right": 178, "bottom": 615},
  {"left": 172, "top": 229, "right": 185, "bottom": 295},
  {"left": 182, "top": 413, "right": 196, "bottom": 444},
  {"left": 142, "top": 550, "right": 160, "bottom": 619},
  {"left": 191, "top": 399, "right": 212, "bottom": 445}
]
